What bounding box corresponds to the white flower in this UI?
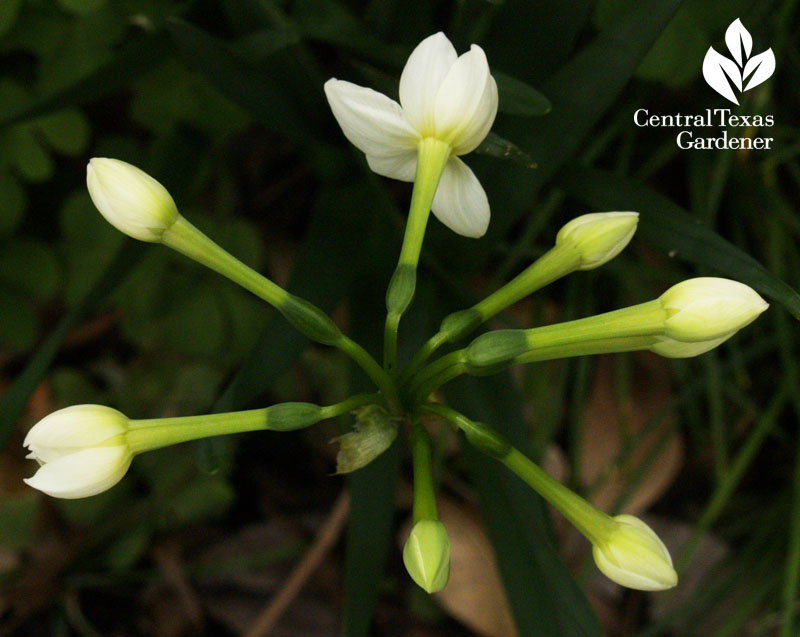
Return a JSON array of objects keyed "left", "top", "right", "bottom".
[
  {"left": 659, "top": 277, "right": 769, "bottom": 342},
  {"left": 24, "top": 405, "right": 133, "bottom": 499},
  {"left": 592, "top": 514, "right": 678, "bottom": 591},
  {"left": 324, "top": 32, "right": 498, "bottom": 238},
  {"left": 556, "top": 212, "right": 639, "bottom": 270},
  {"left": 86, "top": 158, "right": 179, "bottom": 242}
]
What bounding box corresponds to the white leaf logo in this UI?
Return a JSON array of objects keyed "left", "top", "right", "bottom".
[{"left": 702, "top": 18, "right": 775, "bottom": 104}]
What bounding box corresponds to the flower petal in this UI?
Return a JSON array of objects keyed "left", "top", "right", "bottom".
[
  {"left": 366, "top": 150, "right": 418, "bottom": 182},
  {"left": 24, "top": 446, "right": 132, "bottom": 499},
  {"left": 449, "top": 74, "right": 497, "bottom": 155},
  {"left": 433, "top": 45, "right": 495, "bottom": 151},
  {"left": 431, "top": 157, "right": 490, "bottom": 238},
  {"left": 325, "top": 79, "right": 419, "bottom": 157},
  {"left": 24, "top": 405, "right": 128, "bottom": 463},
  {"left": 399, "top": 32, "right": 457, "bottom": 136}
]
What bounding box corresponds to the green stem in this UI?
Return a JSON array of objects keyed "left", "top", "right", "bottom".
[
  {"left": 127, "top": 393, "right": 379, "bottom": 454},
  {"left": 409, "top": 421, "right": 438, "bottom": 522},
  {"left": 338, "top": 337, "right": 402, "bottom": 413},
  {"left": 399, "top": 244, "right": 582, "bottom": 381},
  {"left": 422, "top": 403, "right": 615, "bottom": 544},
  {"left": 675, "top": 382, "right": 788, "bottom": 572},
  {"left": 384, "top": 138, "right": 452, "bottom": 372},
  {"left": 161, "top": 216, "right": 394, "bottom": 406}
]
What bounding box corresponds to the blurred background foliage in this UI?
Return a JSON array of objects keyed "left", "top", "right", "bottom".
[{"left": 0, "top": 0, "right": 799, "bottom": 635}]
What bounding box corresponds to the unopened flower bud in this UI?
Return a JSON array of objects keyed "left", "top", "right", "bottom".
[
  {"left": 24, "top": 405, "right": 133, "bottom": 499},
  {"left": 556, "top": 212, "right": 639, "bottom": 270},
  {"left": 86, "top": 158, "right": 179, "bottom": 242},
  {"left": 649, "top": 334, "right": 732, "bottom": 358},
  {"left": 660, "top": 278, "right": 768, "bottom": 342},
  {"left": 592, "top": 514, "right": 677, "bottom": 591},
  {"left": 403, "top": 519, "right": 451, "bottom": 593}
]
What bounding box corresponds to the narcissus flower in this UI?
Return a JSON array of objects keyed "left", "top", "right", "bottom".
[
  {"left": 324, "top": 32, "right": 498, "bottom": 238},
  {"left": 24, "top": 405, "right": 133, "bottom": 499},
  {"left": 592, "top": 514, "right": 678, "bottom": 591},
  {"left": 86, "top": 158, "right": 179, "bottom": 242},
  {"left": 403, "top": 519, "right": 451, "bottom": 593},
  {"left": 556, "top": 211, "right": 639, "bottom": 270},
  {"left": 660, "top": 277, "right": 769, "bottom": 342}
]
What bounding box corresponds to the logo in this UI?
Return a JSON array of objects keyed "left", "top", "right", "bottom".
[{"left": 702, "top": 18, "right": 775, "bottom": 105}]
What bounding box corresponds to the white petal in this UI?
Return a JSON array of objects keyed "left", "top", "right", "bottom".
[
  {"left": 432, "top": 45, "right": 494, "bottom": 149},
  {"left": 324, "top": 79, "right": 419, "bottom": 157},
  {"left": 24, "top": 446, "right": 132, "bottom": 499},
  {"left": 399, "top": 32, "right": 457, "bottom": 135},
  {"left": 366, "top": 150, "right": 418, "bottom": 182},
  {"left": 450, "top": 74, "right": 497, "bottom": 155},
  {"left": 24, "top": 405, "right": 128, "bottom": 463},
  {"left": 431, "top": 157, "right": 490, "bottom": 238}
]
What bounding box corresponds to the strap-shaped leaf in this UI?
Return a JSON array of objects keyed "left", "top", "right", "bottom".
[
  {"left": 561, "top": 165, "right": 800, "bottom": 318},
  {"left": 0, "top": 32, "right": 172, "bottom": 129},
  {"left": 446, "top": 376, "right": 602, "bottom": 636}
]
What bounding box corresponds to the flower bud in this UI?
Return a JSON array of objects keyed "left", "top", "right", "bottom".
[
  {"left": 24, "top": 405, "right": 133, "bottom": 499},
  {"left": 403, "top": 519, "right": 451, "bottom": 593},
  {"left": 555, "top": 212, "right": 639, "bottom": 270},
  {"left": 659, "top": 278, "right": 768, "bottom": 342},
  {"left": 649, "top": 333, "right": 732, "bottom": 358},
  {"left": 592, "top": 514, "right": 677, "bottom": 591},
  {"left": 86, "top": 158, "right": 179, "bottom": 242}
]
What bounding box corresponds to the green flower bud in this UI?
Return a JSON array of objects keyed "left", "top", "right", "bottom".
[
  {"left": 592, "top": 514, "right": 677, "bottom": 591},
  {"left": 86, "top": 158, "right": 179, "bottom": 242},
  {"left": 465, "top": 329, "right": 529, "bottom": 368},
  {"left": 659, "top": 278, "right": 768, "bottom": 342},
  {"left": 403, "top": 519, "right": 451, "bottom": 593},
  {"left": 555, "top": 212, "right": 639, "bottom": 270}
]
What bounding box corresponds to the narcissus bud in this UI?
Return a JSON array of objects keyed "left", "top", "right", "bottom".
[
  {"left": 659, "top": 277, "right": 768, "bottom": 342},
  {"left": 556, "top": 212, "right": 639, "bottom": 270},
  {"left": 403, "top": 519, "right": 451, "bottom": 593},
  {"left": 24, "top": 405, "right": 133, "bottom": 499},
  {"left": 649, "top": 334, "right": 733, "bottom": 358},
  {"left": 86, "top": 158, "right": 179, "bottom": 242},
  {"left": 592, "top": 514, "right": 677, "bottom": 591}
]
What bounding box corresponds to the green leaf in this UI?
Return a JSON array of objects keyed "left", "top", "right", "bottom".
[
  {"left": 494, "top": 71, "right": 551, "bottom": 117},
  {"left": 0, "top": 0, "right": 21, "bottom": 39},
  {"left": 103, "top": 520, "right": 152, "bottom": 570},
  {"left": 57, "top": 0, "right": 107, "bottom": 14},
  {"left": 561, "top": 165, "right": 800, "bottom": 318},
  {"left": 0, "top": 172, "right": 25, "bottom": 237},
  {"left": 166, "top": 19, "right": 316, "bottom": 152},
  {"left": 475, "top": 131, "right": 537, "bottom": 170},
  {"left": 0, "top": 241, "right": 145, "bottom": 450},
  {"left": 0, "top": 32, "right": 172, "bottom": 129},
  {"left": 0, "top": 492, "right": 40, "bottom": 550},
  {"left": 35, "top": 109, "right": 90, "bottom": 156},
  {"left": 0, "top": 239, "right": 61, "bottom": 299},
  {"left": 446, "top": 376, "right": 602, "bottom": 636},
  {"left": 0, "top": 290, "right": 38, "bottom": 350}
]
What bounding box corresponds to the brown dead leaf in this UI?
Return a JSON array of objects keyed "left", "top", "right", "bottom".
[
  {"left": 578, "top": 355, "right": 683, "bottom": 515},
  {"left": 399, "top": 496, "right": 517, "bottom": 637}
]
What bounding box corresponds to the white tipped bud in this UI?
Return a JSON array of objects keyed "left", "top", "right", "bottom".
[
  {"left": 556, "top": 212, "right": 639, "bottom": 270},
  {"left": 592, "top": 514, "right": 677, "bottom": 591},
  {"left": 660, "top": 278, "right": 768, "bottom": 342},
  {"left": 86, "top": 158, "right": 179, "bottom": 242},
  {"left": 403, "top": 519, "right": 451, "bottom": 593},
  {"left": 649, "top": 333, "right": 732, "bottom": 358},
  {"left": 23, "top": 405, "right": 132, "bottom": 499}
]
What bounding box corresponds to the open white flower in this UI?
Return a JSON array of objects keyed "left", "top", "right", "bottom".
[
  {"left": 324, "top": 32, "right": 498, "bottom": 238},
  {"left": 24, "top": 405, "right": 133, "bottom": 499}
]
